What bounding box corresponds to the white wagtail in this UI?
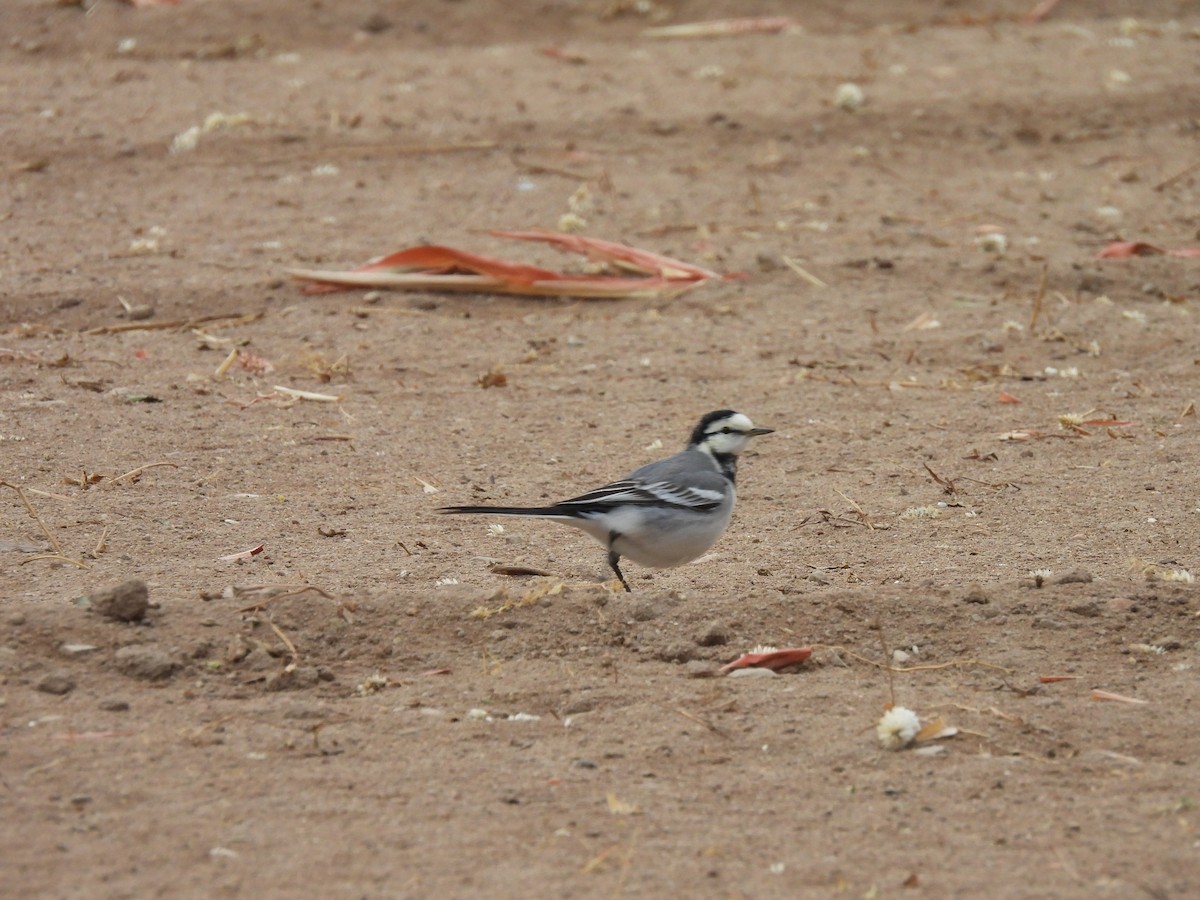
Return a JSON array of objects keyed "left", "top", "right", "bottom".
[{"left": 439, "top": 410, "right": 772, "bottom": 591}]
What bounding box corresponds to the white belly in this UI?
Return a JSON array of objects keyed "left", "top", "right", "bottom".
[{"left": 605, "top": 501, "right": 734, "bottom": 568}]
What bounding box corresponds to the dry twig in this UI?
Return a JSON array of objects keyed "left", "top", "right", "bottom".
[
  {"left": 819, "top": 644, "right": 1013, "bottom": 676},
  {"left": 1, "top": 480, "right": 63, "bottom": 554},
  {"left": 83, "top": 312, "right": 261, "bottom": 336},
  {"left": 1029, "top": 262, "right": 1048, "bottom": 331},
  {"left": 113, "top": 461, "right": 180, "bottom": 483}
]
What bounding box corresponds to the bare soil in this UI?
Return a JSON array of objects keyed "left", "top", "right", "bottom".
[{"left": 4, "top": 1, "right": 1200, "bottom": 897}]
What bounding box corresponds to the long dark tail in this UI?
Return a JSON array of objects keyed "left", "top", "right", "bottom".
[{"left": 438, "top": 505, "right": 566, "bottom": 517}]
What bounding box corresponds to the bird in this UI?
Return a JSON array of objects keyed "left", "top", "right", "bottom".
[{"left": 439, "top": 410, "right": 773, "bottom": 592}]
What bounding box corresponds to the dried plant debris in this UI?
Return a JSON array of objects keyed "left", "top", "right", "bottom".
[
  {"left": 469, "top": 577, "right": 568, "bottom": 619},
  {"left": 1129, "top": 557, "right": 1194, "bottom": 584},
  {"left": 640, "top": 17, "right": 799, "bottom": 39},
  {"left": 1091, "top": 689, "right": 1148, "bottom": 705},
  {"left": 290, "top": 231, "right": 726, "bottom": 300}
]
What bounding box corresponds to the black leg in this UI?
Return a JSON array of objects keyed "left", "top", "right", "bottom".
[{"left": 607, "top": 533, "right": 632, "bottom": 592}]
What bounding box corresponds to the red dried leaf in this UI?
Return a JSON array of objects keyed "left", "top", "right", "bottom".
[
  {"left": 1097, "top": 240, "right": 1200, "bottom": 259},
  {"left": 719, "top": 647, "right": 812, "bottom": 674},
  {"left": 220, "top": 543, "right": 264, "bottom": 562},
  {"left": 538, "top": 46, "right": 588, "bottom": 64},
  {"left": 1097, "top": 241, "right": 1166, "bottom": 258},
  {"left": 356, "top": 245, "right": 562, "bottom": 285},
  {"left": 1023, "top": 0, "right": 1063, "bottom": 23},
  {"left": 492, "top": 229, "right": 722, "bottom": 280},
  {"left": 290, "top": 233, "right": 721, "bottom": 300}
]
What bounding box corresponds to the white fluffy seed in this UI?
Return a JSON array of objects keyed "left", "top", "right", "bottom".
[
  {"left": 877, "top": 706, "right": 921, "bottom": 751},
  {"left": 834, "top": 82, "right": 865, "bottom": 112}
]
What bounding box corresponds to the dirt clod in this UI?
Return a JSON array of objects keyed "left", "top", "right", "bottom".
[
  {"left": 1056, "top": 570, "right": 1095, "bottom": 585},
  {"left": 696, "top": 622, "right": 732, "bottom": 646},
  {"left": 91, "top": 579, "right": 150, "bottom": 622},
  {"left": 114, "top": 645, "right": 179, "bottom": 681},
  {"left": 654, "top": 643, "right": 696, "bottom": 663},
  {"left": 264, "top": 666, "right": 321, "bottom": 692},
  {"left": 962, "top": 584, "right": 991, "bottom": 604},
  {"left": 1067, "top": 600, "right": 1103, "bottom": 618}
]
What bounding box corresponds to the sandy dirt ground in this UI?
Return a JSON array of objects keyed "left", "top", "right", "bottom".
[{"left": 4, "top": 1, "right": 1200, "bottom": 897}]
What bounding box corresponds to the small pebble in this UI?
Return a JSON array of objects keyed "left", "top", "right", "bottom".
[
  {"left": 630, "top": 600, "right": 662, "bottom": 622},
  {"left": 264, "top": 666, "right": 320, "bottom": 692},
  {"left": 962, "top": 585, "right": 990, "bottom": 604},
  {"left": 696, "top": 623, "right": 731, "bottom": 647},
  {"left": 684, "top": 660, "right": 719, "bottom": 678},
  {"left": 562, "top": 697, "right": 597, "bottom": 715},
  {"left": 99, "top": 699, "right": 130, "bottom": 712},
  {"left": 726, "top": 667, "right": 778, "bottom": 679},
  {"left": 60, "top": 643, "right": 99, "bottom": 655},
  {"left": 36, "top": 672, "right": 76, "bottom": 695},
  {"left": 114, "top": 644, "right": 179, "bottom": 680},
  {"left": 655, "top": 644, "right": 696, "bottom": 663},
  {"left": 914, "top": 745, "right": 948, "bottom": 758}
]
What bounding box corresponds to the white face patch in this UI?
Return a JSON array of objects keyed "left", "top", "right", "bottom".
[
  {"left": 715, "top": 413, "right": 756, "bottom": 435},
  {"left": 700, "top": 412, "right": 764, "bottom": 456}
]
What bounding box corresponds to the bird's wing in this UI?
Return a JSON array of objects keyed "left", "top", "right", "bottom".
[{"left": 557, "top": 477, "right": 725, "bottom": 513}]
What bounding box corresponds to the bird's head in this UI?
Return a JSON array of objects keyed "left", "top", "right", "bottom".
[{"left": 688, "top": 410, "right": 773, "bottom": 457}]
